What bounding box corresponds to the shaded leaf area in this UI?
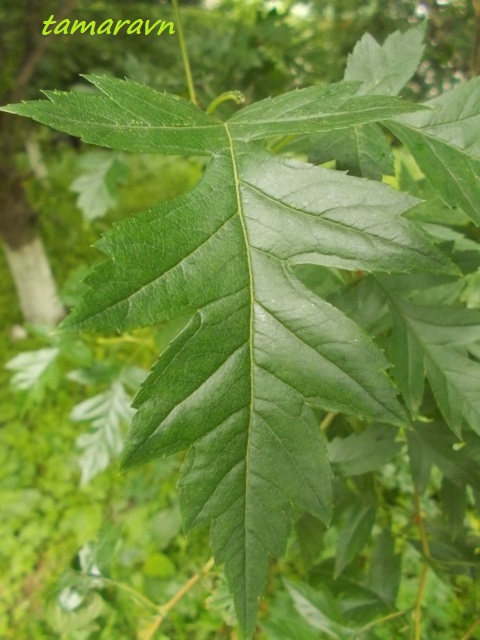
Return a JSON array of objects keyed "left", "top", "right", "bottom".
[
  {"left": 0, "top": 75, "right": 458, "bottom": 638},
  {"left": 328, "top": 423, "right": 402, "bottom": 476},
  {"left": 387, "top": 77, "right": 480, "bottom": 225},
  {"left": 309, "top": 123, "right": 393, "bottom": 180},
  {"left": 378, "top": 275, "right": 480, "bottom": 436},
  {"left": 407, "top": 421, "right": 480, "bottom": 491},
  {"left": 335, "top": 502, "right": 376, "bottom": 577}
]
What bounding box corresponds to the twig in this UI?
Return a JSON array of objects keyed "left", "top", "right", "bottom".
[
  {"left": 459, "top": 618, "right": 480, "bottom": 640},
  {"left": 319, "top": 412, "right": 336, "bottom": 431},
  {"left": 351, "top": 609, "right": 408, "bottom": 638},
  {"left": 172, "top": 0, "right": 197, "bottom": 106},
  {"left": 413, "top": 491, "right": 430, "bottom": 640},
  {"left": 142, "top": 557, "right": 215, "bottom": 640},
  {"left": 88, "top": 574, "right": 159, "bottom": 612}
]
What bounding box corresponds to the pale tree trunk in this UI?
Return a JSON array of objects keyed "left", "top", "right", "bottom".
[
  {"left": 3, "top": 237, "right": 65, "bottom": 327},
  {"left": 0, "top": 168, "right": 65, "bottom": 326}
]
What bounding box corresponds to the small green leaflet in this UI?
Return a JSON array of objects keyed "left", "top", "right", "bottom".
[
  {"left": 0, "top": 75, "right": 454, "bottom": 638},
  {"left": 387, "top": 78, "right": 480, "bottom": 225}
]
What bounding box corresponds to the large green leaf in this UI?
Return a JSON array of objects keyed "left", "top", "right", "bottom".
[
  {"left": 387, "top": 78, "right": 480, "bottom": 225},
  {"left": 0, "top": 76, "right": 456, "bottom": 639}
]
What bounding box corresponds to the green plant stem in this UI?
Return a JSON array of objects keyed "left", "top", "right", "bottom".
[
  {"left": 459, "top": 618, "right": 480, "bottom": 640},
  {"left": 320, "top": 412, "right": 336, "bottom": 431},
  {"left": 413, "top": 492, "right": 430, "bottom": 640},
  {"left": 88, "top": 574, "right": 159, "bottom": 611},
  {"left": 352, "top": 609, "right": 408, "bottom": 638},
  {"left": 142, "top": 557, "right": 215, "bottom": 640},
  {"left": 206, "top": 91, "right": 245, "bottom": 115},
  {"left": 172, "top": 0, "right": 197, "bottom": 106},
  {"left": 269, "top": 134, "right": 297, "bottom": 153}
]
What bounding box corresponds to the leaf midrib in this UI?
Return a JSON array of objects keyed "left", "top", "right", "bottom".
[{"left": 224, "top": 122, "right": 255, "bottom": 619}]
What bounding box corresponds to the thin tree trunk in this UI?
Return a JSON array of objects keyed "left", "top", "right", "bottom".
[
  {"left": 0, "top": 168, "right": 65, "bottom": 326},
  {"left": 0, "top": 0, "right": 77, "bottom": 328},
  {"left": 473, "top": 0, "right": 480, "bottom": 76}
]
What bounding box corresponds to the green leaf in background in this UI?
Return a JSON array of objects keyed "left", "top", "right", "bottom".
[
  {"left": 6, "top": 347, "right": 60, "bottom": 404},
  {"left": 284, "top": 578, "right": 357, "bottom": 639},
  {"left": 440, "top": 477, "right": 467, "bottom": 541},
  {"left": 70, "top": 151, "right": 127, "bottom": 222},
  {"left": 0, "top": 74, "right": 457, "bottom": 638},
  {"left": 71, "top": 378, "right": 135, "bottom": 486},
  {"left": 334, "top": 503, "right": 376, "bottom": 577},
  {"left": 367, "top": 529, "right": 401, "bottom": 606},
  {"left": 344, "top": 24, "right": 426, "bottom": 96},
  {"left": 408, "top": 421, "right": 480, "bottom": 490},
  {"left": 308, "top": 25, "right": 426, "bottom": 180},
  {"left": 328, "top": 424, "right": 402, "bottom": 476},
  {"left": 379, "top": 277, "right": 480, "bottom": 435},
  {"left": 387, "top": 78, "right": 480, "bottom": 225},
  {"left": 309, "top": 122, "right": 394, "bottom": 181}
]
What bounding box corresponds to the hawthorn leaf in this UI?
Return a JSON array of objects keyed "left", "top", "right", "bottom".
[
  {"left": 387, "top": 78, "right": 480, "bottom": 225},
  {"left": 344, "top": 24, "right": 426, "bottom": 96},
  {"left": 0, "top": 76, "right": 428, "bottom": 155},
  {"left": 379, "top": 278, "right": 480, "bottom": 435},
  {"left": 65, "top": 145, "right": 451, "bottom": 639},
  {"left": 1, "top": 77, "right": 456, "bottom": 639}
]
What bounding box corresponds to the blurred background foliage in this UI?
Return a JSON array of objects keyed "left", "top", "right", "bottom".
[{"left": 1, "top": 0, "right": 479, "bottom": 638}]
